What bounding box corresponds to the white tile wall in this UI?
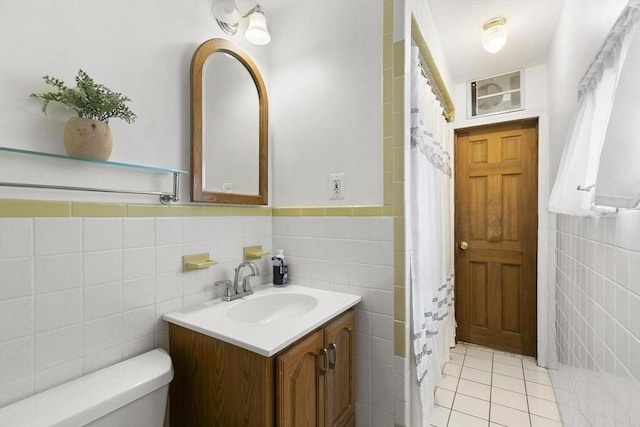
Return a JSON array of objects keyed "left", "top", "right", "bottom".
[
  {"left": 273, "top": 216, "right": 395, "bottom": 426},
  {"left": 551, "top": 211, "right": 640, "bottom": 426},
  {"left": 34, "top": 218, "right": 83, "bottom": 256},
  {"left": 0, "top": 212, "right": 389, "bottom": 420},
  {"left": 395, "top": 355, "right": 409, "bottom": 426},
  {"left": 0, "top": 214, "right": 272, "bottom": 406}
]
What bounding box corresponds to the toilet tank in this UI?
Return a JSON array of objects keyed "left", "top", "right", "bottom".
[{"left": 0, "top": 348, "right": 173, "bottom": 427}]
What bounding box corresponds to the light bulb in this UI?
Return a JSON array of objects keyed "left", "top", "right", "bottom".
[
  {"left": 482, "top": 17, "right": 507, "bottom": 54},
  {"left": 245, "top": 10, "right": 271, "bottom": 45}
]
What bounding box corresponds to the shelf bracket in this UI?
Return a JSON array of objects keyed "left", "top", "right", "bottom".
[{"left": 160, "top": 172, "right": 181, "bottom": 204}]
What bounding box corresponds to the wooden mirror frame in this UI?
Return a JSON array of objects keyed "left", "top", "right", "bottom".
[{"left": 190, "top": 38, "right": 268, "bottom": 205}]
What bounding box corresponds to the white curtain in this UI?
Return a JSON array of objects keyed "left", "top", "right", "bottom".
[
  {"left": 549, "top": 1, "right": 639, "bottom": 215},
  {"left": 408, "top": 46, "right": 455, "bottom": 426},
  {"left": 594, "top": 7, "right": 640, "bottom": 208}
]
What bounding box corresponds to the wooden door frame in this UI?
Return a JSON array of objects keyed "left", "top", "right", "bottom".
[{"left": 453, "top": 118, "right": 539, "bottom": 356}]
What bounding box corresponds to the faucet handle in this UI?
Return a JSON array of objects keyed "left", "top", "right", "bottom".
[{"left": 215, "top": 280, "right": 233, "bottom": 297}]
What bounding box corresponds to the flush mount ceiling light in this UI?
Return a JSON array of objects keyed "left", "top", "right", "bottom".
[
  {"left": 212, "top": 0, "right": 271, "bottom": 45},
  {"left": 482, "top": 17, "right": 508, "bottom": 54}
]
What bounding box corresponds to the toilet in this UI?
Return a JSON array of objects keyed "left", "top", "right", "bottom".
[{"left": 0, "top": 348, "right": 173, "bottom": 427}]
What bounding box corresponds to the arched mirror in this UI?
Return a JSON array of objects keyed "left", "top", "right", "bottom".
[{"left": 190, "top": 38, "right": 268, "bottom": 204}]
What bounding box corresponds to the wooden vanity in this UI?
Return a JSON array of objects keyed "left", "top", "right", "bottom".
[{"left": 168, "top": 309, "right": 355, "bottom": 426}]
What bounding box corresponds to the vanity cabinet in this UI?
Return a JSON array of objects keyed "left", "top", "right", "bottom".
[{"left": 167, "top": 309, "right": 355, "bottom": 427}]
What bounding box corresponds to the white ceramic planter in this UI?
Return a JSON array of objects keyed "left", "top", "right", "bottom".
[{"left": 63, "top": 117, "right": 113, "bottom": 160}]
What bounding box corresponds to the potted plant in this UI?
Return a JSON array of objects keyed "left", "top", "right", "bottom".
[{"left": 31, "top": 69, "right": 136, "bottom": 160}]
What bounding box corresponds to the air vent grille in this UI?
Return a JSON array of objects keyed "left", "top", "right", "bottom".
[{"left": 468, "top": 70, "right": 524, "bottom": 118}]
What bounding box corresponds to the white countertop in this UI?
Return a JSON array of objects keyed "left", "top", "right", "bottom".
[{"left": 162, "top": 285, "right": 361, "bottom": 357}]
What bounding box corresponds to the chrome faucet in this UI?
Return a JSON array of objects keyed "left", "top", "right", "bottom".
[
  {"left": 216, "top": 261, "right": 259, "bottom": 301},
  {"left": 234, "top": 261, "right": 259, "bottom": 294}
]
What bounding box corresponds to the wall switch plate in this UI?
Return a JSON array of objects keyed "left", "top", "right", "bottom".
[{"left": 329, "top": 173, "right": 345, "bottom": 200}]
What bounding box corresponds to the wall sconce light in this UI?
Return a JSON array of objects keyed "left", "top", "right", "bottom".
[
  {"left": 482, "top": 17, "right": 507, "bottom": 53},
  {"left": 212, "top": 0, "right": 271, "bottom": 45}
]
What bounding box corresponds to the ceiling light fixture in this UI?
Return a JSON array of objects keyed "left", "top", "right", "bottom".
[
  {"left": 482, "top": 17, "right": 507, "bottom": 54},
  {"left": 212, "top": 0, "right": 271, "bottom": 45}
]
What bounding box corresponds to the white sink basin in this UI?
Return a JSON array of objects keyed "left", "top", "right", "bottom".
[
  {"left": 226, "top": 293, "right": 318, "bottom": 324},
  {"left": 162, "top": 285, "right": 360, "bottom": 356}
]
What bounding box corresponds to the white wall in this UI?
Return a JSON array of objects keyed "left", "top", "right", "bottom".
[
  {"left": 269, "top": 0, "right": 382, "bottom": 207},
  {"left": 0, "top": 0, "right": 271, "bottom": 204}
]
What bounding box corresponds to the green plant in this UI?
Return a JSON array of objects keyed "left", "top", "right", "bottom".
[{"left": 31, "top": 69, "right": 136, "bottom": 124}]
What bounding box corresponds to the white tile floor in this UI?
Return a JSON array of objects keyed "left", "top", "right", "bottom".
[{"left": 429, "top": 342, "right": 563, "bottom": 427}]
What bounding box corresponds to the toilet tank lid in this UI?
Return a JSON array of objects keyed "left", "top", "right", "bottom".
[{"left": 0, "top": 348, "right": 173, "bottom": 427}]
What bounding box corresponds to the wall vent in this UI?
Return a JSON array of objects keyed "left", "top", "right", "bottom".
[{"left": 468, "top": 70, "right": 524, "bottom": 118}]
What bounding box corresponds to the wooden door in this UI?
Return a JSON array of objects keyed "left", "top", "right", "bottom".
[
  {"left": 455, "top": 119, "right": 538, "bottom": 356},
  {"left": 277, "top": 329, "right": 326, "bottom": 427},
  {"left": 324, "top": 311, "right": 355, "bottom": 427}
]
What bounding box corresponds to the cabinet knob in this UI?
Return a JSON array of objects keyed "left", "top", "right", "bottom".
[{"left": 319, "top": 348, "right": 328, "bottom": 375}]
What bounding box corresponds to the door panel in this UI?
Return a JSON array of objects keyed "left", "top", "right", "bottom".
[
  {"left": 455, "top": 119, "right": 537, "bottom": 356},
  {"left": 502, "top": 175, "right": 521, "bottom": 241},
  {"left": 502, "top": 264, "right": 522, "bottom": 333},
  {"left": 502, "top": 135, "right": 521, "bottom": 161},
  {"left": 470, "top": 262, "right": 488, "bottom": 327},
  {"left": 487, "top": 175, "right": 503, "bottom": 242},
  {"left": 469, "top": 177, "right": 488, "bottom": 240}
]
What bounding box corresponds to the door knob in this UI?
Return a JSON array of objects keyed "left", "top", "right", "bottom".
[{"left": 459, "top": 241, "right": 469, "bottom": 250}]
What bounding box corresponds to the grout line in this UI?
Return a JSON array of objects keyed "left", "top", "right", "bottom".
[
  {"left": 488, "top": 350, "right": 494, "bottom": 423},
  {"left": 445, "top": 345, "right": 465, "bottom": 427},
  {"left": 522, "top": 355, "right": 533, "bottom": 427}
]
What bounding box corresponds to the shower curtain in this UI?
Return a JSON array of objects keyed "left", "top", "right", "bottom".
[{"left": 408, "top": 46, "right": 456, "bottom": 425}]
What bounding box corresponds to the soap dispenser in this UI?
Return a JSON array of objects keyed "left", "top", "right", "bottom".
[{"left": 271, "top": 249, "right": 288, "bottom": 286}]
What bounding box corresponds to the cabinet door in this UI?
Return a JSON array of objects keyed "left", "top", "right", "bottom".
[
  {"left": 324, "top": 310, "right": 355, "bottom": 427},
  {"left": 277, "top": 329, "right": 326, "bottom": 427},
  {"left": 168, "top": 324, "right": 275, "bottom": 426}
]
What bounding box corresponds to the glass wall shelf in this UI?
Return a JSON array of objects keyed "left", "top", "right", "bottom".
[
  {"left": 0, "top": 146, "right": 188, "bottom": 204},
  {"left": 0, "top": 146, "right": 187, "bottom": 174}
]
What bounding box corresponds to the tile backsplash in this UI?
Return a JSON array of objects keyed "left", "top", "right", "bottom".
[
  {"left": 551, "top": 211, "right": 640, "bottom": 426},
  {"left": 0, "top": 215, "right": 272, "bottom": 406},
  {"left": 0, "top": 212, "right": 392, "bottom": 427}
]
